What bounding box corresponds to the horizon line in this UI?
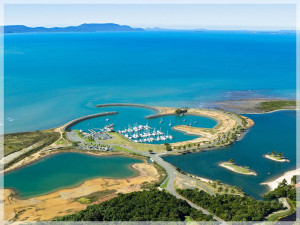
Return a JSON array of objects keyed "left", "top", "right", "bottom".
[{"left": 2, "top": 23, "right": 297, "bottom": 32}]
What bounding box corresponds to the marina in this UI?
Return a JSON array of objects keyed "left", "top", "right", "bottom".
[
  {"left": 117, "top": 123, "right": 173, "bottom": 143},
  {"left": 70, "top": 106, "right": 217, "bottom": 144}
]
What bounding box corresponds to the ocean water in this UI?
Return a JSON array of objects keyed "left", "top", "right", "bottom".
[
  {"left": 3, "top": 152, "right": 142, "bottom": 198},
  {"left": 4, "top": 31, "right": 296, "bottom": 133},
  {"left": 164, "top": 110, "right": 296, "bottom": 199},
  {"left": 71, "top": 106, "right": 217, "bottom": 144}
]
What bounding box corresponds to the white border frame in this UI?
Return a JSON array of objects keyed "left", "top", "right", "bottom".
[{"left": 0, "top": 1, "right": 298, "bottom": 224}]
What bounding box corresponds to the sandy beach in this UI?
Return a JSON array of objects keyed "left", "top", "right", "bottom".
[
  {"left": 156, "top": 106, "right": 254, "bottom": 147},
  {"left": 261, "top": 168, "right": 300, "bottom": 191},
  {"left": 264, "top": 154, "right": 290, "bottom": 162}
]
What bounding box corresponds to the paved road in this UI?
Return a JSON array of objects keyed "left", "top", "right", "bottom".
[
  {"left": 67, "top": 131, "right": 224, "bottom": 221},
  {"left": 115, "top": 145, "right": 224, "bottom": 222}
]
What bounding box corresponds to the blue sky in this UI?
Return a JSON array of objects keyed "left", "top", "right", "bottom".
[{"left": 4, "top": 4, "right": 296, "bottom": 30}]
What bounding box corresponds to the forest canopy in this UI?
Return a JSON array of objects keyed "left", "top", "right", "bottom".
[
  {"left": 54, "top": 189, "right": 215, "bottom": 221},
  {"left": 177, "top": 189, "right": 284, "bottom": 221}
]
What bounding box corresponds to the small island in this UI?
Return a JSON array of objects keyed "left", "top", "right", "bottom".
[
  {"left": 264, "top": 151, "right": 289, "bottom": 162},
  {"left": 219, "top": 159, "right": 257, "bottom": 176}
]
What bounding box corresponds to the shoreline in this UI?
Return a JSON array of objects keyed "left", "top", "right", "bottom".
[
  {"left": 2, "top": 147, "right": 148, "bottom": 174},
  {"left": 3, "top": 162, "right": 160, "bottom": 221},
  {"left": 4, "top": 161, "right": 144, "bottom": 201},
  {"left": 212, "top": 98, "right": 297, "bottom": 114},
  {"left": 246, "top": 109, "right": 297, "bottom": 115},
  {"left": 219, "top": 162, "right": 257, "bottom": 176},
  {"left": 95, "top": 103, "right": 221, "bottom": 128},
  {"left": 261, "top": 168, "right": 300, "bottom": 191},
  {"left": 263, "top": 154, "right": 290, "bottom": 162},
  {"left": 3, "top": 104, "right": 254, "bottom": 172}
]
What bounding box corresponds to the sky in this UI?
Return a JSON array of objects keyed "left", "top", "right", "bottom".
[{"left": 4, "top": 4, "right": 296, "bottom": 30}]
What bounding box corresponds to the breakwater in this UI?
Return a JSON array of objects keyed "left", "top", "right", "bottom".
[
  {"left": 63, "top": 111, "right": 118, "bottom": 131},
  {"left": 96, "top": 103, "right": 160, "bottom": 114}
]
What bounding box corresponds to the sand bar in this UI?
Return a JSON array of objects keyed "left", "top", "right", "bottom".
[
  {"left": 261, "top": 168, "right": 300, "bottom": 191},
  {"left": 264, "top": 154, "right": 289, "bottom": 162}
]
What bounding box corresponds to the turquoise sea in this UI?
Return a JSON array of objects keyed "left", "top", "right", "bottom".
[
  {"left": 4, "top": 31, "right": 296, "bottom": 199},
  {"left": 4, "top": 31, "right": 296, "bottom": 133}
]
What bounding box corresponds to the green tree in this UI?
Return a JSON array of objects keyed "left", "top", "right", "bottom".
[
  {"left": 271, "top": 150, "right": 276, "bottom": 155},
  {"left": 277, "top": 152, "right": 283, "bottom": 158},
  {"left": 291, "top": 175, "right": 296, "bottom": 185},
  {"left": 229, "top": 158, "right": 235, "bottom": 163},
  {"left": 177, "top": 188, "right": 284, "bottom": 222},
  {"left": 164, "top": 143, "right": 172, "bottom": 151}
]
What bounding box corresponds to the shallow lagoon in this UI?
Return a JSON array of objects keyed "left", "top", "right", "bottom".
[
  {"left": 4, "top": 152, "right": 142, "bottom": 198},
  {"left": 164, "top": 111, "right": 296, "bottom": 199}
]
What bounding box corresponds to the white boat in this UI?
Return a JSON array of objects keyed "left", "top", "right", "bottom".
[
  {"left": 106, "top": 117, "right": 109, "bottom": 121},
  {"left": 160, "top": 118, "right": 163, "bottom": 123},
  {"left": 169, "top": 120, "right": 172, "bottom": 126}
]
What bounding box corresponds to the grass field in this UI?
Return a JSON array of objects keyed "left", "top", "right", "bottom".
[
  {"left": 102, "top": 132, "right": 165, "bottom": 152},
  {"left": 4, "top": 130, "right": 60, "bottom": 156},
  {"left": 75, "top": 189, "right": 117, "bottom": 204},
  {"left": 256, "top": 100, "right": 296, "bottom": 112},
  {"left": 161, "top": 178, "right": 169, "bottom": 188},
  {"left": 112, "top": 145, "right": 137, "bottom": 154},
  {"left": 56, "top": 139, "right": 68, "bottom": 145}
]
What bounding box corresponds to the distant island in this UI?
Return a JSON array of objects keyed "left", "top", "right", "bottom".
[{"left": 3, "top": 23, "right": 144, "bottom": 33}]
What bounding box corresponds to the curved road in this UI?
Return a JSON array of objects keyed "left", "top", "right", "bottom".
[
  {"left": 115, "top": 144, "right": 224, "bottom": 222},
  {"left": 66, "top": 129, "right": 224, "bottom": 222}
]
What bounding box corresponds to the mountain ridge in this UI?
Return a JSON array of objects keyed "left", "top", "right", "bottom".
[{"left": 3, "top": 23, "right": 144, "bottom": 33}]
